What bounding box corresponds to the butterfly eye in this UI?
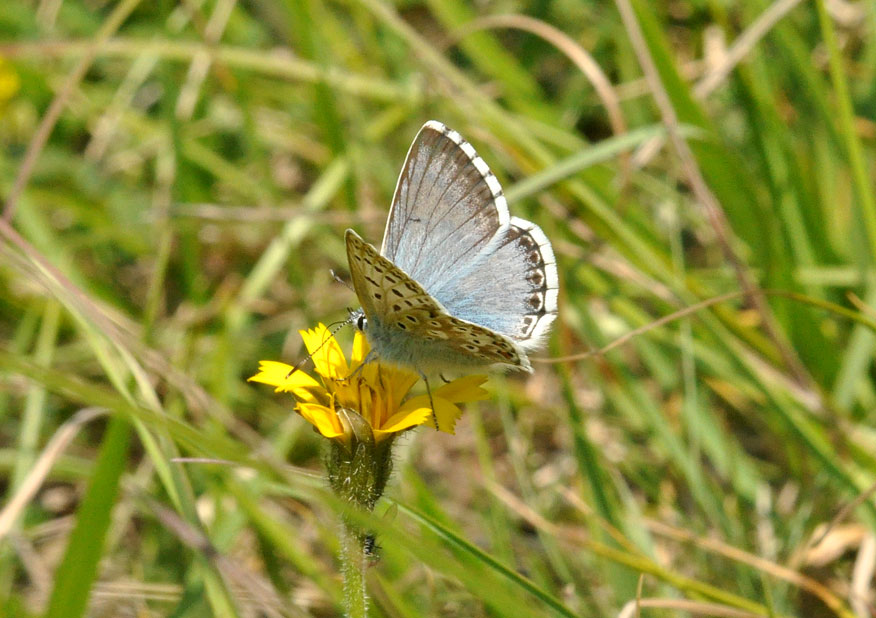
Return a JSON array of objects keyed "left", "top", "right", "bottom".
[{"left": 356, "top": 314, "right": 367, "bottom": 331}]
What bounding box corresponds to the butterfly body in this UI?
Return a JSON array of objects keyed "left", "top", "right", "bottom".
[{"left": 346, "top": 121, "right": 558, "bottom": 376}]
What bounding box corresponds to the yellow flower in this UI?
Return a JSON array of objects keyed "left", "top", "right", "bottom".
[
  {"left": 249, "top": 323, "right": 489, "bottom": 443},
  {"left": 0, "top": 57, "right": 19, "bottom": 103}
]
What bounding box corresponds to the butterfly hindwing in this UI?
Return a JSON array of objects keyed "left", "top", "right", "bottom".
[
  {"left": 418, "top": 313, "right": 527, "bottom": 369},
  {"left": 427, "top": 217, "right": 558, "bottom": 350}
]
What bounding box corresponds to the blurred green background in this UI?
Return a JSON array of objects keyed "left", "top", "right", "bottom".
[{"left": 2, "top": 0, "right": 876, "bottom": 616}]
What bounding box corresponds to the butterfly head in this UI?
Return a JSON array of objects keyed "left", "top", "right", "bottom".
[{"left": 349, "top": 307, "right": 367, "bottom": 332}]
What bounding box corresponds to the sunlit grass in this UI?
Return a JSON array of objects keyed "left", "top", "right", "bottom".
[{"left": 1, "top": 1, "right": 875, "bottom": 616}]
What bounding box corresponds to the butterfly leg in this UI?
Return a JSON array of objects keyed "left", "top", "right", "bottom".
[
  {"left": 418, "top": 370, "right": 439, "bottom": 430},
  {"left": 341, "top": 350, "right": 377, "bottom": 383},
  {"left": 439, "top": 373, "right": 451, "bottom": 384}
]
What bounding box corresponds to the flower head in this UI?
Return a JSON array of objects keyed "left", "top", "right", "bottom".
[
  {"left": 249, "top": 323, "right": 489, "bottom": 443},
  {"left": 0, "top": 56, "right": 19, "bottom": 104}
]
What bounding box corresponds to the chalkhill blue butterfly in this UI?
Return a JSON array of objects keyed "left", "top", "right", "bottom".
[{"left": 346, "top": 121, "right": 558, "bottom": 376}]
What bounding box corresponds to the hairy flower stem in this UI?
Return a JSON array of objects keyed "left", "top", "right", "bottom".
[
  {"left": 327, "top": 410, "right": 395, "bottom": 618},
  {"left": 340, "top": 522, "right": 368, "bottom": 618}
]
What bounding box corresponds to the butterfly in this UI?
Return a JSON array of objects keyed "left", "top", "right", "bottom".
[{"left": 346, "top": 121, "right": 558, "bottom": 376}]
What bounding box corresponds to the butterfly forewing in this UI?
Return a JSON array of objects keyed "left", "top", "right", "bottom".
[
  {"left": 347, "top": 229, "right": 440, "bottom": 320},
  {"left": 381, "top": 121, "right": 510, "bottom": 294},
  {"left": 346, "top": 230, "right": 526, "bottom": 369}
]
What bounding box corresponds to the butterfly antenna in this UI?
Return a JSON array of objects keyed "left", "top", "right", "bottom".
[
  {"left": 324, "top": 317, "right": 351, "bottom": 339},
  {"left": 330, "top": 269, "right": 354, "bottom": 292},
  {"left": 286, "top": 317, "right": 355, "bottom": 378}
]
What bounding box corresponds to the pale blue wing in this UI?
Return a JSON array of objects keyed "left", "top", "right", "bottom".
[
  {"left": 381, "top": 121, "right": 510, "bottom": 293},
  {"left": 426, "top": 217, "right": 559, "bottom": 350},
  {"left": 346, "top": 229, "right": 529, "bottom": 371}
]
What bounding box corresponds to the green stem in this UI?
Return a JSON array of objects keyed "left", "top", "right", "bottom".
[
  {"left": 0, "top": 39, "right": 419, "bottom": 104},
  {"left": 340, "top": 522, "right": 368, "bottom": 618},
  {"left": 814, "top": 0, "right": 876, "bottom": 261}
]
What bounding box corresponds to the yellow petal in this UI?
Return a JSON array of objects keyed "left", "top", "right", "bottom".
[
  {"left": 278, "top": 374, "right": 325, "bottom": 404},
  {"left": 298, "top": 324, "right": 327, "bottom": 354},
  {"left": 434, "top": 375, "right": 490, "bottom": 403},
  {"left": 297, "top": 402, "right": 344, "bottom": 439},
  {"left": 300, "top": 324, "right": 348, "bottom": 379},
  {"left": 376, "top": 402, "right": 433, "bottom": 437},
  {"left": 358, "top": 359, "right": 380, "bottom": 389},
  {"left": 248, "top": 360, "right": 325, "bottom": 403},
  {"left": 351, "top": 330, "right": 370, "bottom": 365},
  {"left": 433, "top": 398, "right": 463, "bottom": 433},
  {"left": 387, "top": 369, "right": 419, "bottom": 406},
  {"left": 366, "top": 364, "right": 417, "bottom": 411},
  {"left": 248, "top": 361, "right": 296, "bottom": 387},
  {"left": 397, "top": 396, "right": 462, "bottom": 434}
]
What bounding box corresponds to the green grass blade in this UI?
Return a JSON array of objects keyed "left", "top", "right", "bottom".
[{"left": 44, "top": 416, "right": 131, "bottom": 618}]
